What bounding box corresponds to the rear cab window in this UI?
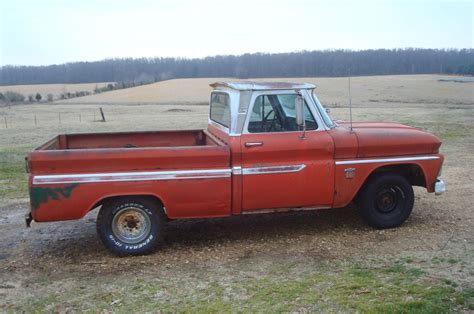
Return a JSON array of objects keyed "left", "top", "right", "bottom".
[{"left": 210, "top": 92, "right": 231, "bottom": 128}]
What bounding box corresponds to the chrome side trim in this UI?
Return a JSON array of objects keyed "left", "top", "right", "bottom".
[
  {"left": 232, "top": 166, "right": 243, "bottom": 175},
  {"left": 242, "top": 164, "right": 306, "bottom": 175},
  {"left": 33, "top": 164, "right": 308, "bottom": 185},
  {"left": 33, "top": 169, "right": 231, "bottom": 185},
  {"left": 335, "top": 156, "right": 440, "bottom": 166}
]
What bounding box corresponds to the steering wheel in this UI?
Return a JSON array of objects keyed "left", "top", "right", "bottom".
[{"left": 262, "top": 110, "right": 278, "bottom": 131}]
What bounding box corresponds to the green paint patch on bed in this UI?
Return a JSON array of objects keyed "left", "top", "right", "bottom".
[{"left": 30, "top": 183, "right": 79, "bottom": 209}]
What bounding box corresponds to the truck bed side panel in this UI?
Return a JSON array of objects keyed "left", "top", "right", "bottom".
[
  {"left": 28, "top": 146, "right": 229, "bottom": 175},
  {"left": 30, "top": 176, "right": 231, "bottom": 221}
]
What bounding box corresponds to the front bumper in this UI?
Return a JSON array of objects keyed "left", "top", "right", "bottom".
[{"left": 435, "top": 179, "right": 446, "bottom": 195}]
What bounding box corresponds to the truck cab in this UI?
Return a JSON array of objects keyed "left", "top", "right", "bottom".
[
  {"left": 26, "top": 82, "right": 445, "bottom": 256},
  {"left": 207, "top": 82, "right": 337, "bottom": 214}
]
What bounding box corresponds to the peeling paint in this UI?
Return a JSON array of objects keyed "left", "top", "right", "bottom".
[{"left": 30, "top": 183, "right": 79, "bottom": 210}]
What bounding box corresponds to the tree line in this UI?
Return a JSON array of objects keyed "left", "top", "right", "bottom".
[
  {"left": 0, "top": 49, "right": 473, "bottom": 86},
  {"left": 0, "top": 91, "right": 54, "bottom": 103},
  {"left": 0, "top": 81, "right": 153, "bottom": 104}
]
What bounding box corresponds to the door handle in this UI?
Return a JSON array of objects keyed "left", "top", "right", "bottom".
[{"left": 245, "top": 142, "right": 263, "bottom": 148}]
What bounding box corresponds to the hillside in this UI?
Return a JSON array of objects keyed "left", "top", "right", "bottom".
[
  {"left": 0, "top": 82, "right": 112, "bottom": 99},
  {"left": 61, "top": 75, "right": 474, "bottom": 106}
]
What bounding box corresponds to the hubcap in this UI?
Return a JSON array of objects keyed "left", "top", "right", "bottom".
[
  {"left": 375, "top": 186, "right": 403, "bottom": 213},
  {"left": 112, "top": 207, "right": 151, "bottom": 244}
]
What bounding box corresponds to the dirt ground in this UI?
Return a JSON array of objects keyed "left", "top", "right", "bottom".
[{"left": 0, "top": 75, "right": 473, "bottom": 311}]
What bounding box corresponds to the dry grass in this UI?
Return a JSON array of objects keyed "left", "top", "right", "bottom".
[
  {"left": 0, "top": 82, "right": 112, "bottom": 99},
  {"left": 0, "top": 74, "right": 473, "bottom": 311},
  {"left": 0, "top": 74, "right": 471, "bottom": 149},
  {"left": 58, "top": 75, "right": 474, "bottom": 106}
]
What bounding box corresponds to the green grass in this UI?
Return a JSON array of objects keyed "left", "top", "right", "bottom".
[
  {"left": 15, "top": 260, "right": 474, "bottom": 312},
  {"left": 0, "top": 146, "right": 32, "bottom": 205}
]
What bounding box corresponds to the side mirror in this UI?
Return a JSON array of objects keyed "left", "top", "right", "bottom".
[
  {"left": 325, "top": 107, "right": 330, "bottom": 114},
  {"left": 295, "top": 95, "right": 305, "bottom": 127}
]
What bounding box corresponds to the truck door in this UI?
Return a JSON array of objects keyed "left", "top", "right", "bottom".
[{"left": 240, "top": 91, "right": 335, "bottom": 211}]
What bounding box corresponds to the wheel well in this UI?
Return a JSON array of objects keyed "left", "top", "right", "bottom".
[
  {"left": 89, "top": 195, "right": 166, "bottom": 215},
  {"left": 353, "top": 163, "right": 426, "bottom": 205},
  {"left": 368, "top": 163, "right": 426, "bottom": 188}
]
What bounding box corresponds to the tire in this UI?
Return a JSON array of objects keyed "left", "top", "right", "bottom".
[
  {"left": 357, "top": 173, "right": 414, "bottom": 229},
  {"left": 96, "top": 197, "right": 165, "bottom": 256}
]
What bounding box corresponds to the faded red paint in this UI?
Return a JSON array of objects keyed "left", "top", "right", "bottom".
[{"left": 27, "top": 106, "right": 444, "bottom": 224}]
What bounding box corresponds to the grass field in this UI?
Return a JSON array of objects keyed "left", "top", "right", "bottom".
[
  {"left": 0, "top": 75, "right": 473, "bottom": 311},
  {"left": 0, "top": 82, "right": 112, "bottom": 99},
  {"left": 60, "top": 74, "right": 474, "bottom": 106}
]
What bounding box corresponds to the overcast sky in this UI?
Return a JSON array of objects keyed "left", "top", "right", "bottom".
[{"left": 0, "top": 0, "right": 472, "bottom": 66}]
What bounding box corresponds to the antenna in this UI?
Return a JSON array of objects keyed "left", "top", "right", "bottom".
[{"left": 348, "top": 70, "right": 353, "bottom": 132}]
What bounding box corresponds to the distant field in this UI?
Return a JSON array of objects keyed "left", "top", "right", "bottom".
[
  {"left": 60, "top": 75, "right": 474, "bottom": 106},
  {"left": 0, "top": 82, "right": 112, "bottom": 99}
]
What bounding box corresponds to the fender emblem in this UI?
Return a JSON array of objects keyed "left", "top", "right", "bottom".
[{"left": 344, "top": 168, "right": 356, "bottom": 179}]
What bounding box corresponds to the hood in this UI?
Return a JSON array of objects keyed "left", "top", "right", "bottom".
[{"left": 337, "top": 122, "right": 442, "bottom": 158}]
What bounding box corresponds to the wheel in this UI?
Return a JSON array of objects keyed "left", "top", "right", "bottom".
[
  {"left": 357, "top": 173, "right": 414, "bottom": 229},
  {"left": 96, "top": 197, "right": 164, "bottom": 256}
]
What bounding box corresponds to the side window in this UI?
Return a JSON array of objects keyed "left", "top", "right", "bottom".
[
  {"left": 248, "top": 94, "right": 317, "bottom": 133},
  {"left": 210, "top": 92, "right": 230, "bottom": 128}
]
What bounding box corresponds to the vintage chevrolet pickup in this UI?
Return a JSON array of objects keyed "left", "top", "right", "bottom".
[{"left": 26, "top": 82, "right": 445, "bottom": 255}]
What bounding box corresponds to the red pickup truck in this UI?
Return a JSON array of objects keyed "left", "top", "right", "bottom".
[{"left": 26, "top": 82, "right": 445, "bottom": 256}]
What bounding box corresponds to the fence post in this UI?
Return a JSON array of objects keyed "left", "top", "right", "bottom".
[
  {"left": 34, "top": 115, "right": 37, "bottom": 127},
  {"left": 79, "top": 114, "right": 82, "bottom": 122},
  {"left": 4, "top": 117, "right": 7, "bottom": 129},
  {"left": 59, "top": 112, "right": 61, "bottom": 124},
  {"left": 99, "top": 107, "right": 106, "bottom": 122}
]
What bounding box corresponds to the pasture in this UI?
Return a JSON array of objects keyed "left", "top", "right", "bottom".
[
  {"left": 0, "top": 75, "right": 473, "bottom": 311},
  {"left": 0, "top": 82, "right": 112, "bottom": 100}
]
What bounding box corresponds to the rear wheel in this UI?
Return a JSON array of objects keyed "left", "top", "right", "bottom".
[
  {"left": 97, "top": 197, "right": 164, "bottom": 256},
  {"left": 358, "top": 173, "right": 414, "bottom": 229}
]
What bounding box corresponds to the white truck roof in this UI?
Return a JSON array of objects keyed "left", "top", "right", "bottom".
[{"left": 210, "top": 81, "right": 316, "bottom": 91}]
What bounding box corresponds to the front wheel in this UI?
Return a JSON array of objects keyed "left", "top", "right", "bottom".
[
  {"left": 97, "top": 197, "right": 164, "bottom": 256},
  {"left": 358, "top": 173, "right": 414, "bottom": 229}
]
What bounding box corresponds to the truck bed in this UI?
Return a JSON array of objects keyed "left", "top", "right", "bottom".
[
  {"left": 28, "top": 130, "right": 230, "bottom": 175},
  {"left": 37, "top": 129, "right": 218, "bottom": 150}
]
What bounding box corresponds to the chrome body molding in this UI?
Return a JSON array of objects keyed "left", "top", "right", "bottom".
[
  {"left": 33, "top": 164, "right": 307, "bottom": 185},
  {"left": 335, "top": 156, "right": 440, "bottom": 166},
  {"left": 33, "top": 169, "right": 232, "bottom": 185},
  {"left": 242, "top": 164, "right": 306, "bottom": 175},
  {"left": 232, "top": 166, "right": 243, "bottom": 175}
]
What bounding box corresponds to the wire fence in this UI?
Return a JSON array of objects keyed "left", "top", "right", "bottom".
[
  {"left": 1, "top": 110, "right": 104, "bottom": 129},
  {"left": 0, "top": 106, "right": 209, "bottom": 130}
]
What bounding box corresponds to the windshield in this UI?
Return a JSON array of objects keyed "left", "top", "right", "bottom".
[{"left": 312, "top": 92, "right": 335, "bottom": 128}]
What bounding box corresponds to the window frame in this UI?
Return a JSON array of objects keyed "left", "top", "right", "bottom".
[
  {"left": 209, "top": 91, "right": 231, "bottom": 129},
  {"left": 243, "top": 90, "right": 321, "bottom": 134}
]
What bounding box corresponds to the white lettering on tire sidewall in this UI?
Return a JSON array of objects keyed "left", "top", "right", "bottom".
[{"left": 109, "top": 204, "right": 154, "bottom": 250}]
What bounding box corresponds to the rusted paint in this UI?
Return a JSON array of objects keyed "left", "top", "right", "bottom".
[{"left": 336, "top": 122, "right": 441, "bottom": 158}]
